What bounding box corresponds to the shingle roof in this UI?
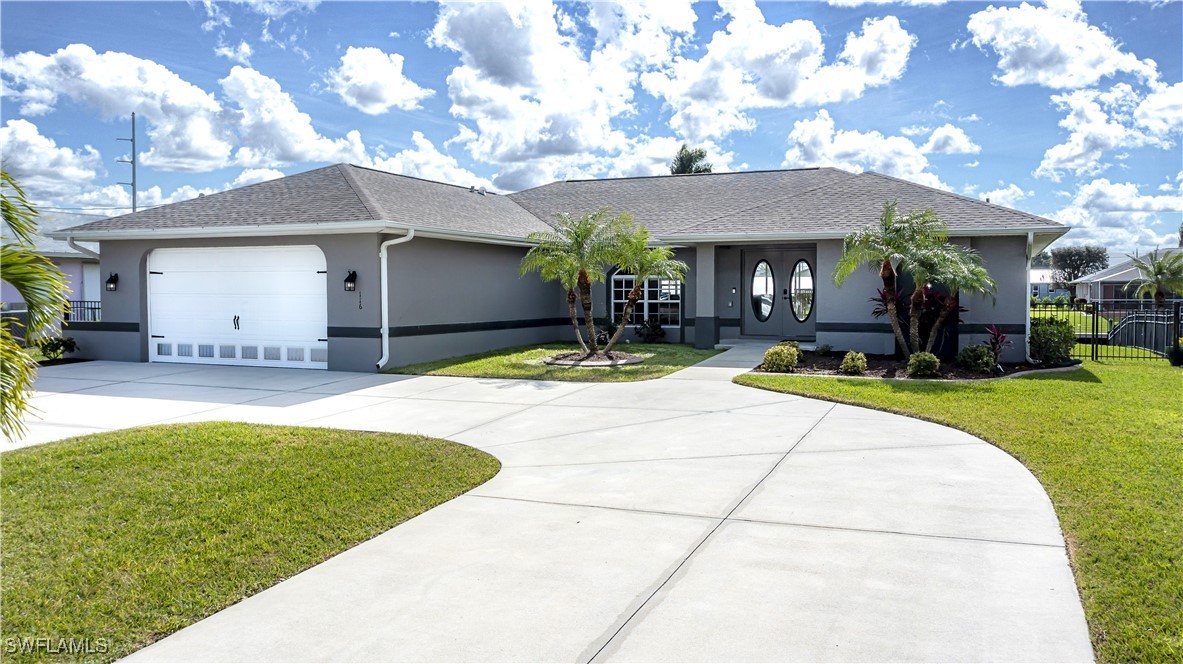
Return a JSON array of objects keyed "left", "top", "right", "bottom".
[
  {"left": 56, "top": 164, "right": 551, "bottom": 238},
  {"left": 56, "top": 163, "right": 1065, "bottom": 241},
  {"left": 506, "top": 168, "right": 854, "bottom": 234}
]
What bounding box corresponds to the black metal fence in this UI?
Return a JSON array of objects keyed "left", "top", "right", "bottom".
[
  {"left": 1033, "top": 300, "right": 1182, "bottom": 361},
  {"left": 64, "top": 300, "right": 102, "bottom": 323}
]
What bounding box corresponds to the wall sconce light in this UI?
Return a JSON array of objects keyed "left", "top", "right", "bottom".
[
  {"left": 344, "top": 270, "right": 358, "bottom": 292},
  {"left": 731, "top": 287, "right": 737, "bottom": 294},
  {"left": 105, "top": 272, "right": 119, "bottom": 292}
]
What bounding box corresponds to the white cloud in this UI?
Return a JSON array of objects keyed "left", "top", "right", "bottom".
[
  {"left": 229, "top": 167, "right": 285, "bottom": 187},
  {"left": 214, "top": 40, "right": 253, "bottom": 66},
  {"left": 782, "top": 109, "right": 945, "bottom": 189},
  {"left": 220, "top": 65, "right": 368, "bottom": 167},
  {"left": 325, "top": 47, "right": 434, "bottom": 115},
  {"left": 964, "top": 160, "right": 980, "bottom": 168},
  {"left": 966, "top": 0, "right": 1158, "bottom": 89},
  {"left": 1134, "top": 82, "right": 1183, "bottom": 137},
  {"left": 979, "top": 183, "right": 1032, "bottom": 207},
  {"left": 641, "top": 2, "right": 916, "bottom": 141},
  {"left": 1035, "top": 84, "right": 1162, "bottom": 181},
  {"left": 826, "top": 0, "right": 945, "bottom": 5},
  {"left": 958, "top": 113, "right": 981, "bottom": 123},
  {"left": 368, "top": 131, "right": 492, "bottom": 189},
  {"left": 0, "top": 119, "right": 104, "bottom": 200},
  {"left": 1051, "top": 178, "right": 1183, "bottom": 253},
  {"left": 1, "top": 44, "right": 233, "bottom": 171},
  {"left": 921, "top": 124, "right": 981, "bottom": 155},
  {"left": 234, "top": 0, "right": 319, "bottom": 19}
]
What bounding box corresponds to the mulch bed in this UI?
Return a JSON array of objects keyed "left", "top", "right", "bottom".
[
  {"left": 544, "top": 350, "right": 646, "bottom": 367},
  {"left": 757, "top": 350, "right": 1047, "bottom": 380},
  {"left": 36, "top": 357, "right": 91, "bottom": 367}
]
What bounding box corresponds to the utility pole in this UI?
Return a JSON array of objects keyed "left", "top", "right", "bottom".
[{"left": 117, "top": 112, "right": 137, "bottom": 213}]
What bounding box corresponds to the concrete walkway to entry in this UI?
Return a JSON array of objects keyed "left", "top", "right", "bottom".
[{"left": 9, "top": 343, "right": 1092, "bottom": 662}]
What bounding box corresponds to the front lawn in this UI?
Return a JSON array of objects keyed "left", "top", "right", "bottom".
[
  {"left": 1032, "top": 307, "right": 1112, "bottom": 334},
  {"left": 0, "top": 422, "right": 499, "bottom": 662},
  {"left": 387, "top": 342, "right": 721, "bottom": 382},
  {"left": 734, "top": 360, "right": 1182, "bottom": 663}
]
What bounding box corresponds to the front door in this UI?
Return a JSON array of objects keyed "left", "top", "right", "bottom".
[{"left": 742, "top": 248, "right": 817, "bottom": 339}]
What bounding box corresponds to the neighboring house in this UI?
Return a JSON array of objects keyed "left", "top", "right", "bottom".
[
  {"left": 1072, "top": 250, "right": 1182, "bottom": 302},
  {"left": 1029, "top": 268, "right": 1071, "bottom": 300},
  {"left": 0, "top": 236, "right": 102, "bottom": 326},
  {"left": 49, "top": 164, "right": 1067, "bottom": 371}
]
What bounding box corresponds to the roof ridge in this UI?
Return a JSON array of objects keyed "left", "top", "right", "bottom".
[
  {"left": 337, "top": 164, "right": 386, "bottom": 220},
  {"left": 666, "top": 169, "right": 855, "bottom": 235},
  {"left": 345, "top": 162, "right": 500, "bottom": 194}
]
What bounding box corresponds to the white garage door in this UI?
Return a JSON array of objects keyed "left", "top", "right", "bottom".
[{"left": 148, "top": 246, "right": 329, "bottom": 369}]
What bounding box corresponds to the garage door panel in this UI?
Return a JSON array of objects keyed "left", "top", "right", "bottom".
[{"left": 148, "top": 246, "right": 328, "bottom": 369}]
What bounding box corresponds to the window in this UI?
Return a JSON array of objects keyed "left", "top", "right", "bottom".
[
  {"left": 751, "top": 260, "right": 774, "bottom": 322},
  {"left": 612, "top": 273, "right": 682, "bottom": 326},
  {"left": 789, "top": 260, "right": 814, "bottom": 322}
]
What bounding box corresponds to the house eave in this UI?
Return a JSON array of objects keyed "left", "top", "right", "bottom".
[
  {"left": 659, "top": 225, "right": 1068, "bottom": 244},
  {"left": 50, "top": 220, "right": 537, "bottom": 247}
]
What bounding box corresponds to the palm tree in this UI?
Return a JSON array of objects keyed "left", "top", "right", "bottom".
[
  {"left": 602, "top": 225, "right": 688, "bottom": 353},
  {"left": 520, "top": 208, "right": 629, "bottom": 354},
  {"left": 832, "top": 202, "right": 946, "bottom": 357},
  {"left": 909, "top": 244, "right": 998, "bottom": 353},
  {"left": 2, "top": 170, "right": 68, "bottom": 439},
  {"left": 1124, "top": 248, "right": 1183, "bottom": 309},
  {"left": 669, "top": 143, "right": 712, "bottom": 175}
]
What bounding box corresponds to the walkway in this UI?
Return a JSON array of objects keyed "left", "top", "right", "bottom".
[{"left": 10, "top": 343, "right": 1092, "bottom": 662}]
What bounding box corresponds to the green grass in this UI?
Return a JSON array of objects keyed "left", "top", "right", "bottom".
[
  {"left": 734, "top": 360, "right": 1183, "bottom": 662},
  {"left": 1033, "top": 307, "right": 1112, "bottom": 334},
  {"left": 387, "top": 342, "right": 722, "bottom": 382},
  {"left": 0, "top": 422, "right": 500, "bottom": 662}
]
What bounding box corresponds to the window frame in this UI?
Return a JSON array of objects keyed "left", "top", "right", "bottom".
[{"left": 611, "top": 272, "right": 682, "bottom": 327}]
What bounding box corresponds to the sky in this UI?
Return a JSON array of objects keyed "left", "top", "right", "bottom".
[{"left": 1, "top": 0, "right": 1180, "bottom": 255}]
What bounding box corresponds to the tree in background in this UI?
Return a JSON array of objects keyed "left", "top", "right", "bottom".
[
  {"left": 1051, "top": 245, "right": 1109, "bottom": 292},
  {"left": 2, "top": 171, "right": 68, "bottom": 439},
  {"left": 1178, "top": 221, "right": 1182, "bottom": 248},
  {"left": 1124, "top": 248, "right": 1183, "bottom": 308},
  {"left": 669, "top": 144, "right": 712, "bottom": 175},
  {"left": 1031, "top": 250, "right": 1052, "bottom": 268}
]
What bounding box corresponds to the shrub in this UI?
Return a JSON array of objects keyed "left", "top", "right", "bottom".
[
  {"left": 984, "top": 324, "right": 1013, "bottom": 366},
  {"left": 36, "top": 336, "right": 77, "bottom": 361},
  {"left": 1053, "top": 294, "right": 1070, "bottom": 308},
  {"left": 1030, "top": 317, "right": 1076, "bottom": 364},
  {"left": 956, "top": 345, "right": 995, "bottom": 374},
  {"left": 633, "top": 318, "right": 665, "bottom": 343},
  {"left": 762, "top": 344, "right": 800, "bottom": 373},
  {"left": 906, "top": 351, "right": 941, "bottom": 378},
  {"left": 839, "top": 351, "right": 867, "bottom": 375},
  {"left": 816, "top": 343, "right": 833, "bottom": 357},
  {"left": 776, "top": 340, "right": 800, "bottom": 350}
]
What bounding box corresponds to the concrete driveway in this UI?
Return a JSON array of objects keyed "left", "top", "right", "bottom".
[{"left": 9, "top": 344, "right": 1092, "bottom": 662}]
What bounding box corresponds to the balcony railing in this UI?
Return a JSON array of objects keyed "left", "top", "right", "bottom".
[{"left": 64, "top": 300, "right": 102, "bottom": 323}]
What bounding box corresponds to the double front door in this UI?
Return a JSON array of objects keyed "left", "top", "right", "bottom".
[{"left": 742, "top": 248, "right": 816, "bottom": 339}]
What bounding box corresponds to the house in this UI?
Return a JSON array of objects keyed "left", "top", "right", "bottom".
[
  {"left": 1072, "top": 249, "right": 1182, "bottom": 302},
  {"left": 1029, "top": 268, "right": 1071, "bottom": 300},
  {"left": 49, "top": 164, "right": 1067, "bottom": 371},
  {"left": 1, "top": 238, "right": 102, "bottom": 336}
]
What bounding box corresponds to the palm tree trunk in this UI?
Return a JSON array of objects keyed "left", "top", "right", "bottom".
[
  {"left": 881, "top": 260, "right": 910, "bottom": 357},
  {"left": 578, "top": 269, "right": 599, "bottom": 354},
  {"left": 603, "top": 285, "right": 640, "bottom": 353},
  {"left": 909, "top": 287, "right": 925, "bottom": 355},
  {"left": 925, "top": 297, "right": 957, "bottom": 353},
  {"left": 567, "top": 289, "right": 589, "bottom": 353}
]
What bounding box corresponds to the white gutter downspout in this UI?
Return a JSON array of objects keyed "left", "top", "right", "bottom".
[
  {"left": 376, "top": 229, "right": 415, "bottom": 370},
  {"left": 65, "top": 235, "right": 101, "bottom": 260},
  {"left": 1026, "top": 231, "right": 1035, "bottom": 363}
]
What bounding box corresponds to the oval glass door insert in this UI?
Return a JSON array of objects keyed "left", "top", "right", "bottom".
[
  {"left": 790, "top": 259, "right": 814, "bottom": 322},
  {"left": 751, "top": 260, "right": 775, "bottom": 322}
]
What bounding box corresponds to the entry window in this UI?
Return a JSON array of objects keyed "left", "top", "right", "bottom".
[
  {"left": 790, "top": 260, "right": 814, "bottom": 322},
  {"left": 751, "top": 260, "right": 774, "bottom": 322},
  {"left": 612, "top": 274, "right": 681, "bottom": 325}
]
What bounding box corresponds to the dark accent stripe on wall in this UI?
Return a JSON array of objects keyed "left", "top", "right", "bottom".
[
  {"left": 815, "top": 322, "right": 894, "bottom": 333},
  {"left": 64, "top": 321, "right": 139, "bottom": 332},
  {"left": 328, "top": 327, "right": 382, "bottom": 339},
  {"left": 682, "top": 317, "right": 740, "bottom": 328},
  {"left": 959, "top": 323, "right": 1026, "bottom": 335},
  {"left": 392, "top": 317, "right": 569, "bottom": 338}
]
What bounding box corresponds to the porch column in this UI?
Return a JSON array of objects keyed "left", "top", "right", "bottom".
[{"left": 694, "top": 243, "right": 718, "bottom": 349}]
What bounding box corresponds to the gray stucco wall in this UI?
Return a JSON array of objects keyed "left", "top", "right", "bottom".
[
  {"left": 385, "top": 237, "right": 561, "bottom": 367},
  {"left": 961, "top": 235, "right": 1029, "bottom": 362},
  {"left": 815, "top": 238, "right": 897, "bottom": 355}
]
